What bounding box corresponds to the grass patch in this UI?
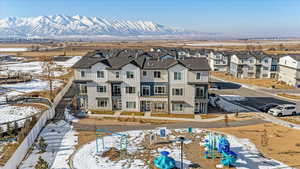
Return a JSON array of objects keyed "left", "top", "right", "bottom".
[
  {"left": 151, "top": 113, "right": 195, "bottom": 119},
  {"left": 0, "top": 143, "right": 19, "bottom": 165},
  {"left": 90, "top": 110, "right": 115, "bottom": 115},
  {"left": 212, "top": 71, "right": 294, "bottom": 89},
  {"left": 277, "top": 93, "right": 300, "bottom": 100},
  {"left": 120, "top": 111, "right": 144, "bottom": 116},
  {"left": 200, "top": 114, "right": 219, "bottom": 119}
]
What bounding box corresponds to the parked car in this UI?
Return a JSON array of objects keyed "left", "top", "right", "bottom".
[
  {"left": 259, "top": 103, "right": 279, "bottom": 113},
  {"left": 267, "top": 104, "right": 297, "bottom": 117}
]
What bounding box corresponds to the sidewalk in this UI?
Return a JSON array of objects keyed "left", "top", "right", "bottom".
[{"left": 88, "top": 113, "right": 226, "bottom": 122}]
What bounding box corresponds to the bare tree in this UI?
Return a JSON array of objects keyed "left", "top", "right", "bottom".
[{"left": 39, "top": 56, "right": 57, "bottom": 101}]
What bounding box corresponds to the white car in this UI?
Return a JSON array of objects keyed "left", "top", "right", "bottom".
[{"left": 267, "top": 104, "right": 297, "bottom": 117}]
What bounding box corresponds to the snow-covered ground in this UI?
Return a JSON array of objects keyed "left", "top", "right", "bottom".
[
  {"left": 0, "top": 48, "right": 28, "bottom": 52},
  {"left": 227, "top": 135, "right": 292, "bottom": 169},
  {"left": 19, "top": 120, "right": 78, "bottom": 169},
  {"left": 0, "top": 55, "right": 81, "bottom": 125},
  {"left": 220, "top": 95, "right": 247, "bottom": 101},
  {"left": 0, "top": 105, "right": 39, "bottom": 131},
  {"left": 210, "top": 96, "right": 248, "bottom": 113},
  {"left": 0, "top": 55, "right": 82, "bottom": 77},
  {"left": 73, "top": 129, "right": 193, "bottom": 169},
  {"left": 71, "top": 128, "right": 292, "bottom": 169}
]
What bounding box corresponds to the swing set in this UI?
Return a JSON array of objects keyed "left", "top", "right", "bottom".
[{"left": 95, "top": 129, "right": 129, "bottom": 160}]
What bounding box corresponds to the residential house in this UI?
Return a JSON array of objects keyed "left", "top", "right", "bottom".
[
  {"left": 229, "top": 51, "right": 279, "bottom": 78},
  {"left": 72, "top": 50, "right": 210, "bottom": 114},
  {"left": 278, "top": 54, "right": 300, "bottom": 87}
]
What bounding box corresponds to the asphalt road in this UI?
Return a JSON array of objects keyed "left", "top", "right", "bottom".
[{"left": 210, "top": 79, "right": 300, "bottom": 112}]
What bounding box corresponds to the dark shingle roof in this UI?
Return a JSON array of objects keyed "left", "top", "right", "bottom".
[{"left": 73, "top": 49, "right": 210, "bottom": 71}]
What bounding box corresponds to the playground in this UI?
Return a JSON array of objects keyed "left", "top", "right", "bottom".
[{"left": 72, "top": 127, "right": 290, "bottom": 169}]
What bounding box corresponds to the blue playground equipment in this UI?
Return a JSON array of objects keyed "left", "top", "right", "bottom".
[
  {"left": 95, "top": 129, "right": 128, "bottom": 160},
  {"left": 217, "top": 136, "right": 238, "bottom": 167},
  {"left": 203, "top": 133, "right": 238, "bottom": 167},
  {"left": 154, "top": 151, "right": 176, "bottom": 169}
]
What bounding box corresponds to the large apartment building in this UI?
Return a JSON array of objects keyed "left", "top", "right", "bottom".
[
  {"left": 72, "top": 50, "right": 210, "bottom": 114},
  {"left": 278, "top": 54, "right": 300, "bottom": 87},
  {"left": 229, "top": 51, "right": 279, "bottom": 79}
]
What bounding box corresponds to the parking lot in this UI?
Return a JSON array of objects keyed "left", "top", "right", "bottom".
[{"left": 210, "top": 80, "right": 299, "bottom": 112}]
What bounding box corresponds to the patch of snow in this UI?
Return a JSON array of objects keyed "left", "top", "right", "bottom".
[
  {"left": 55, "top": 56, "right": 82, "bottom": 68},
  {"left": 0, "top": 48, "right": 28, "bottom": 52},
  {"left": 220, "top": 95, "right": 247, "bottom": 101},
  {"left": 19, "top": 120, "right": 78, "bottom": 169}
]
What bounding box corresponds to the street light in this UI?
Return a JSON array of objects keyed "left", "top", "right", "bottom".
[{"left": 178, "top": 136, "right": 185, "bottom": 169}]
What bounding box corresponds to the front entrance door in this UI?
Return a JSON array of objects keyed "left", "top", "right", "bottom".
[
  {"left": 141, "top": 101, "right": 151, "bottom": 112},
  {"left": 112, "top": 98, "right": 122, "bottom": 110}
]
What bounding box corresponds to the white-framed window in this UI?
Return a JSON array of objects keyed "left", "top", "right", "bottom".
[
  {"left": 196, "top": 72, "right": 202, "bottom": 80},
  {"left": 125, "top": 86, "right": 136, "bottom": 94},
  {"left": 172, "top": 103, "right": 183, "bottom": 111},
  {"left": 126, "top": 101, "right": 136, "bottom": 108},
  {"left": 263, "top": 66, "right": 269, "bottom": 70},
  {"left": 115, "top": 72, "right": 120, "bottom": 78},
  {"left": 154, "top": 103, "right": 165, "bottom": 110},
  {"left": 142, "top": 85, "right": 150, "bottom": 96},
  {"left": 96, "top": 85, "right": 106, "bottom": 93},
  {"left": 126, "top": 71, "right": 134, "bottom": 78},
  {"left": 80, "top": 85, "right": 87, "bottom": 94},
  {"left": 154, "top": 85, "right": 166, "bottom": 94},
  {"left": 154, "top": 71, "right": 161, "bottom": 78},
  {"left": 174, "top": 72, "right": 182, "bottom": 80},
  {"left": 97, "top": 71, "right": 104, "bottom": 78},
  {"left": 195, "top": 87, "right": 205, "bottom": 97},
  {"left": 143, "top": 71, "right": 147, "bottom": 76},
  {"left": 80, "top": 71, "right": 85, "bottom": 77},
  {"left": 172, "top": 88, "right": 183, "bottom": 96},
  {"left": 96, "top": 98, "right": 108, "bottom": 107}
]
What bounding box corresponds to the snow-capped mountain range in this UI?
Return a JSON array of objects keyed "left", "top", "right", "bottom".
[{"left": 0, "top": 15, "right": 190, "bottom": 38}]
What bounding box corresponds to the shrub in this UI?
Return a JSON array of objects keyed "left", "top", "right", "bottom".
[{"left": 35, "top": 156, "right": 49, "bottom": 169}]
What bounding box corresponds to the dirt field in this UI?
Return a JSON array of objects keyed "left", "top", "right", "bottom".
[
  {"left": 212, "top": 71, "right": 294, "bottom": 89},
  {"left": 278, "top": 93, "right": 300, "bottom": 100},
  {"left": 212, "top": 123, "right": 300, "bottom": 168}
]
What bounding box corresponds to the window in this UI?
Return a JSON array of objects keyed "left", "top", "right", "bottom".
[
  {"left": 96, "top": 86, "right": 106, "bottom": 93},
  {"left": 271, "top": 65, "right": 277, "bottom": 71},
  {"left": 142, "top": 85, "right": 150, "bottom": 96},
  {"left": 172, "top": 88, "right": 183, "bottom": 96},
  {"left": 125, "top": 87, "right": 136, "bottom": 94},
  {"left": 154, "top": 103, "right": 165, "bottom": 110},
  {"left": 154, "top": 71, "right": 161, "bottom": 78},
  {"left": 126, "top": 71, "right": 134, "bottom": 78},
  {"left": 126, "top": 101, "right": 136, "bottom": 108},
  {"left": 172, "top": 103, "right": 183, "bottom": 111},
  {"left": 97, "top": 98, "right": 107, "bottom": 107},
  {"left": 155, "top": 85, "right": 166, "bottom": 94},
  {"left": 143, "top": 71, "right": 147, "bottom": 76},
  {"left": 115, "top": 72, "right": 120, "bottom": 78},
  {"left": 80, "top": 85, "right": 87, "bottom": 94},
  {"left": 97, "top": 71, "right": 104, "bottom": 78},
  {"left": 80, "top": 71, "right": 85, "bottom": 77},
  {"left": 195, "top": 87, "right": 204, "bottom": 98},
  {"left": 262, "top": 74, "right": 268, "bottom": 77},
  {"left": 263, "top": 66, "right": 269, "bottom": 70},
  {"left": 196, "top": 72, "right": 202, "bottom": 80},
  {"left": 174, "top": 72, "right": 182, "bottom": 80}
]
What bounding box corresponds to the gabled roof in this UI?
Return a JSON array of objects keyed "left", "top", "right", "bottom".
[{"left": 73, "top": 49, "right": 210, "bottom": 71}]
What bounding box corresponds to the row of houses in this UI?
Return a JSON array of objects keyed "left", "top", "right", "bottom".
[
  {"left": 207, "top": 50, "right": 300, "bottom": 87},
  {"left": 72, "top": 49, "right": 210, "bottom": 114}
]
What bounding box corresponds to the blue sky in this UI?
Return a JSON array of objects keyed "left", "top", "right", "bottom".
[{"left": 1, "top": 0, "right": 300, "bottom": 35}]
